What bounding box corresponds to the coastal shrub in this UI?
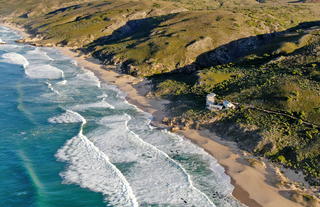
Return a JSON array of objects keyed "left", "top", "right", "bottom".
[
  {"left": 277, "top": 155, "right": 287, "bottom": 164},
  {"left": 155, "top": 80, "right": 190, "bottom": 96},
  {"left": 196, "top": 69, "right": 236, "bottom": 93}
]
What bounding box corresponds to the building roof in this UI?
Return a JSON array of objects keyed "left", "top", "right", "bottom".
[
  {"left": 207, "top": 93, "right": 217, "bottom": 97},
  {"left": 223, "top": 100, "right": 235, "bottom": 108}
]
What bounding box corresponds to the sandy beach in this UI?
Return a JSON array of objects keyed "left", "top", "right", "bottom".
[
  {"left": 1, "top": 22, "right": 311, "bottom": 207},
  {"left": 58, "top": 48, "right": 305, "bottom": 207}
]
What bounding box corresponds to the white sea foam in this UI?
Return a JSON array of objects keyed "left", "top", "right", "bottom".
[
  {"left": 71, "top": 59, "right": 78, "bottom": 66},
  {"left": 56, "top": 111, "right": 138, "bottom": 207},
  {"left": 126, "top": 114, "right": 214, "bottom": 206},
  {"left": 0, "top": 44, "right": 21, "bottom": 49},
  {"left": 77, "top": 69, "right": 101, "bottom": 88},
  {"left": 127, "top": 112, "right": 246, "bottom": 206},
  {"left": 124, "top": 114, "right": 216, "bottom": 206},
  {"left": 161, "top": 130, "right": 235, "bottom": 196},
  {"left": 25, "top": 64, "right": 64, "bottom": 79},
  {"left": 14, "top": 35, "right": 243, "bottom": 206},
  {"left": 1, "top": 52, "right": 29, "bottom": 68},
  {"left": 0, "top": 26, "right": 8, "bottom": 31},
  {"left": 48, "top": 110, "right": 84, "bottom": 123},
  {"left": 127, "top": 113, "right": 236, "bottom": 197},
  {"left": 71, "top": 100, "right": 115, "bottom": 111},
  {"left": 86, "top": 114, "right": 216, "bottom": 206},
  {"left": 45, "top": 82, "right": 60, "bottom": 95},
  {"left": 26, "top": 48, "right": 53, "bottom": 61},
  {"left": 57, "top": 80, "right": 67, "bottom": 85},
  {"left": 64, "top": 69, "right": 101, "bottom": 89},
  {"left": 0, "top": 26, "right": 12, "bottom": 32},
  {"left": 97, "top": 93, "right": 108, "bottom": 99}
]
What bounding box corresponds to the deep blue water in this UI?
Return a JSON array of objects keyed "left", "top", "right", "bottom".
[{"left": 0, "top": 26, "right": 244, "bottom": 207}]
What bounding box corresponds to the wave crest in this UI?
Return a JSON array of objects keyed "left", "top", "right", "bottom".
[
  {"left": 56, "top": 110, "right": 138, "bottom": 207},
  {"left": 1, "top": 52, "right": 29, "bottom": 68},
  {"left": 25, "top": 64, "right": 64, "bottom": 79},
  {"left": 48, "top": 110, "right": 84, "bottom": 124}
]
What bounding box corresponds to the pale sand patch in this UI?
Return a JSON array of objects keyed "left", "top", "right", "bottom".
[{"left": 179, "top": 129, "right": 303, "bottom": 207}]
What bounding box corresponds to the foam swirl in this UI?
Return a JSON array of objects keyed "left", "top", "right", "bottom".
[
  {"left": 55, "top": 110, "right": 138, "bottom": 207},
  {"left": 1, "top": 52, "right": 29, "bottom": 68}
]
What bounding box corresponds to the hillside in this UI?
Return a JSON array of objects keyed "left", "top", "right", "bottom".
[
  {"left": 1, "top": 0, "right": 320, "bottom": 203},
  {"left": 1, "top": 0, "right": 320, "bottom": 76},
  {"left": 156, "top": 21, "right": 320, "bottom": 188}
]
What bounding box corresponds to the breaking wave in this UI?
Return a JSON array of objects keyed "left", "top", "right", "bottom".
[
  {"left": 48, "top": 110, "right": 84, "bottom": 123},
  {"left": 74, "top": 69, "right": 101, "bottom": 88},
  {"left": 25, "top": 64, "right": 64, "bottom": 80},
  {"left": 57, "top": 80, "right": 67, "bottom": 85},
  {"left": 26, "top": 48, "right": 54, "bottom": 61},
  {"left": 45, "top": 82, "right": 60, "bottom": 95},
  {"left": 1, "top": 25, "right": 244, "bottom": 207},
  {"left": 71, "top": 99, "right": 115, "bottom": 111},
  {"left": 55, "top": 110, "right": 138, "bottom": 207},
  {"left": 88, "top": 114, "right": 216, "bottom": 206},
  {"left": 1, "top": 52, "right": 29, "bottom": 68},
  {"left": 123, "top": 114, "right": 216, "bottom": 206}
]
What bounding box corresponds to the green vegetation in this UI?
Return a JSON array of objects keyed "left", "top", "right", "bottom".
[
  {"left": 1, "top": 0, "right": 320, "bottom": 186},
  {"left": 156, "top": 25, "right": 320, "bottom": 185},
  {"left": 196, "top": 68, "right": 238, "bottom": 94},
  {"left": 2, "top": 0, "right": 320, "bottom": 76},
  {"left": 155, "top": 80, "right": 190, "bottom": 96},
  {"left": 146, "top": 21, "right": 320, "bottom": 186}
]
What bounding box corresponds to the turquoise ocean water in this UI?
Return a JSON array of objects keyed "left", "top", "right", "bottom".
[{"left": 0, "top": 26, "right": 245, "bottom": 207}]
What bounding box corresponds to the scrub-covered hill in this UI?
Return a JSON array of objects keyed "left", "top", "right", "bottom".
[
  {"left": 156, "top": 21, "right": 320, "bottom": 189},
  {"left": 1, "top": 0, "right": 320, "bottom": 76}
]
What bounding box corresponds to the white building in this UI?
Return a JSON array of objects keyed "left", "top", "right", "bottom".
[
  {"left": 223, "top": 100, "right": 236, "bottom": 109},
  {"left": 206, "top": 93, "right": 224, "bottom": 111},
  {"left": 206, "top": 93, "right": 236, "bottom": 111},
  {"left": 207, "top": 104, "right": 224, "bottom": 111},
  {"left": 206, "top": 93, "right": 216, "bottom": 106}
]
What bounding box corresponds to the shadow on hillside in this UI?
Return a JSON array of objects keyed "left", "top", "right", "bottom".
[
  {"left": 194, "top": 21, "right": 320, "bottom": 67},
  {"left": 145, "top": 21, "right": 320, "bottom": 85},
  {"left": 46, "top": 5, "right": 82, "bottom": 16},
  {"left": 142, "top": 21, "right": 320, "bottom": 117},
  {"left": 85, "top": 14, "right": 177, "bottom": 57}
]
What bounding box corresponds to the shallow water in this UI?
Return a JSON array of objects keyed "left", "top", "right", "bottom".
[{"left": 0, "top": 26, "right": 245, "bottom": 207}]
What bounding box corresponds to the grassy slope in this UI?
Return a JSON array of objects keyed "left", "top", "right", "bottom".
[
  {"left": 156, "top": 24, "right": 320, "bottom": 186},
  {"left": 1, "top": 0, "right": 320, "bottom": 189},
  {"left": 2, "top": 0, "right": 320, "bottom": 76}
]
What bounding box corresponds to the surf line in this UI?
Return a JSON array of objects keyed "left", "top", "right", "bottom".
[
  {"left": 45, "top": 81, "right": 60, "bottom": 95},
  {"left": 65, "top": 110, "right": 139, "bottom": 207},
  {"left": 124, "top": 113, "right": 216, "bottom": 206}
]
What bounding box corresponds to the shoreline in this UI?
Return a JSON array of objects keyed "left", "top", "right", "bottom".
[
  {"left": 57, "top": 48, "right": 303, "bottom": 207},
  {"left": 1, "top": 23, "right": 308, "bottom": 207}
]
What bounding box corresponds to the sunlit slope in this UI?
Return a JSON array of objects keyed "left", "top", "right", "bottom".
[{"left": 1, "top": 0, "right": 319, "bottom": 76}]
